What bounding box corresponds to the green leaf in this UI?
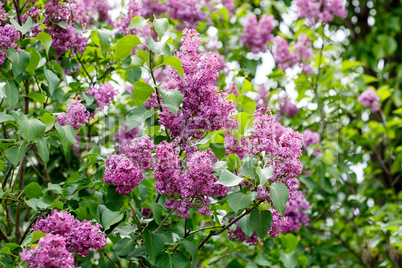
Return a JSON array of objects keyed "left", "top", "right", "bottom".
[
  {"left": 210, "top": 143, "right": 226, "bottom": 160},
  {"left": 160, "top": 89, "right": 184, "bottom": 116},
  {"left": 234, "top": 112, "right": 255, "bottom": 135},
  {"left": 4, "top": 80, "right": 19, "bottom": 107},
  {"left": 181, "top": 240, "right": 197, "bottom": 267},
  {"left": 144, "top": 231, "right": 166, "bottom": 261},
  {"left": 7, "top": 47, "right": 31, "bottom": 78},
  {"left": 127, "top": 16, "right": 149, "bottom": 30},
  {"left": 102, "top": 209, "right": 124, "bottom": 231},
  {"left": 237, "top": 215, "right": 254, "bottom": 238},
  {"left": 38, "top": 137, "right": 49, "bottom": 166},
  {"left": 159, "top": 252, "right": 189, "bottom": 268},
  {"left": 0, "top": 112, "right": 15, "bottom": 123},
  {"left": 74, "top": 207, "right": 87, "bottom": 220},
  {"left": 133, "top": 81, "right": 154, "bottom": 106},
  {"left": 270, "top": 182, "right": 289, "bottom": 216},
  {"left": 280, "top": 233, "right": 298, "bottom": 253},
  {"left": 148, "top": 36, "right": 172, "bottom": 56},
  {"left": 23, "top": 182, "right": 43, "bottom": 199},
  {"left": 143, "top": 202, "right": 163, "bottom": 224},
  {"left": 6, "top": 146, "right": 26, "bottom": 167},
  {"left": 122, "top": 53, "right": 147, "bottom": 69},
  {"left": 257, "top": 166, "right": 273, "bottom": 186},
  {"left": 18, "top": 113, "right": 46, "bottom": 142},
  {"left": 126, "top": 105, "right": 154, "bottom": 131},
  {"left": 25, "top": 48, "right": 40, "bottom": 75},
  {"left": 113, "top": 237, "right": 136, "bottom": 257},
  {"left": 26, "top": 92, "right": 46, "bottom": 104},
  {"left": 227, "top": 192, "right": 256, "bottom": 214},
  {"left": 40, "top": 113, "right": 55, "bottom": 132},
  {"left": 55, "top": 123, "right": 77, "bottom": 153},
  {"left": 115, "top": 35, "right": 142, "bottom": 60},
  {"left": 47, "top": 183, "right": 62, "bottom": 195},
  {"left": 341, "top": 60, "right": 361, "bottom": 71},
  {"left": 44, "top": 67, "right": 60, "bottom": 95},
  {"left": 162, "top": 56, "right": 184, "bottom": 77},
  {"left": 215, "top": 169, "right": 244, "bottom": 187},
  {"left": 280, "top": 250, "right": 298, "bottom": 268},
  {"left": 250, "top": 209, "right": 272, "bottom": 239},
  {"left": 9, "top": 17, "right": 34, "bottom": 35},
  {"left": 153, "top": 17, "right": 169, "bottom": 40},
  {"left": 237, "top": 95, "right": 256, "bottom": 114}
]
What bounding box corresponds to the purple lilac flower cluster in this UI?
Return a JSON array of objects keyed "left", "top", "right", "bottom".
[
  {"left": 296, "top": 0, "right": 347, "bottom": 26},
  {"left": 273, "top": 34, "right": 313, "bottom": 74},
  {"left": 158, "top": 29, "right": 237, "bottom": 146},
  {"left": 87, "top": 82, "right": 118, "bottom": 110},
  {"left": 43, "top": 0, "right": 88, "bottom": 55},
  {"left": 166, "top": 0, "right": 209, "bottom": 29},
  {"left": 282, "top": 190, "right": 311, "bottom": 233},
  {"left": 303, "top": 129, "right": 320, "bottom": 147},
  {"left": 20, "top": 234, "right": 75, "bottom": 268},
  {"left": 104, "top": 136, "right": 154, "bottom": 195},
  {"left": 227, "top": 223, "right": 259, "bottom": 245},
  {"left": 241, "top": 14, "right": 276, "bottom": 53},
  {"left": 357, "top": 88, "right": 380, "bottom": 112},
  {"left": 140, "top": 0, "right": 168, "bottom": 18},
  {"left": 224, "top": 108, "right": 305, "bottom": 242},
  {"left": 0, "top": 24, "right": 20, "bottom": 66},
  {"left": 279, "top": 95, "right": 299, "bottom": 117},
  {"left": 154, "top": 141, "right": 229, "bottom": 218},
  {"left": 25, "top": 209, "right": 106, "bottom": 262},
  {"left": 55, "top": 99, "right": 91, "bottom": 130},
  {"left": 117, "top": 0, "right": 142, "bottom": 35}
]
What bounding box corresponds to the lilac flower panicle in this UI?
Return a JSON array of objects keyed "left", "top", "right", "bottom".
[
  {"left": 87, "top": 82, "right": 117, "bottom": 110},
  {"left": 228, "top": 223, "right": 259, "bottom": 245},
  {"left": 55, "top": 99, "right": 90, "bottom": 130},
  {"left": 83, "top": 0, "right": 113, "bottom": 23},
  {"left": 0, "top": 24, "right": 20, "bottom": 66},
  {"left": 20, "top": 234, "right": 75, "bottom": 268},
  {"left": 33, "top": 210, "right": 76, "bottom": 237},
  {"left": 141, "top": 0, "right": 168, "bottom": 18},
  {"left": 241, "top": 14, "right": 276, "bottom": 53},
  {"left": 303, "top": 129, "right": 320, "bottom": 147},
  {"left": 117, "top": 0, "right": 142, "bottom": 35},
  {"left": 166, "top": 0, "right": 208, "bottom": 29},
  {"left": 296, "top": 0, "right": 347, "bottom": 25},
  {"left": 357, "top": 88, "right": 380, "bottom": 112},
  {"left": 67, "top": 220, "right": 106, "bottom": 257},
  {"left": 159, "top": 29, "right": 236, "bottom": 146},
  {"left": 124, "top": 136, "right": 155, "bottom": 169},
  {"left": 283, "top": 190, "right": 311, "bottom": 233},
  {"left": 104, "top": 154, "right": 145, "bottom": 195}
]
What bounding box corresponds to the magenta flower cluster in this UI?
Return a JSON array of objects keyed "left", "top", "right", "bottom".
[
  {"left": 0, "top": 24, "right": 20, "bottom": 66},
  {"left": 117, "top": 0, "right": 142, "bottom": 35},
  {"left": 159, "top": 29, "right": 237, "bottom": 146},
  {"left": 303, "top": 129, "right": 320, "bottom": 147},
  {"left": 296, "top": 0, "right": 347, "bottom": 26},
  {"left": 55, "top": 99, "right": 91, "bottom": 130},
  {"left": 0, "top": 2, "right": 8, "bottom": 26},
  {"left": 357, "top": 88, "right": 380, "bottom": 112},
  {"left": 104, "top": 136, "right": 154, "bottom": 195},
  {"left": 241, "top": 14, "right": 276, "bottom": 53},
  {"left": 20, "top": 234, "right": 75, "bottom": 268},
  {"left": 282, "top": 190, "right": 311, "bottom": 233},
  {"left": 83, "top": 0, "right": 113, "bottom": 24},
  {"left": 87, "top": 82, "right": 118, "bottom": 110},
  {"left": 24, "top": 209, "right": 106, "bottom": 264},
  {"left": 166, "top": 0, "right": 208, "bottom": 29},
  {"left": 273, "top": 34, "right": 313, "bottom": 74},
  {"left": 42, "top": 0, "right": 88, "bottom": 55},
  {"left": 154, "top": 141, "right": 229, "bottom": 218}
]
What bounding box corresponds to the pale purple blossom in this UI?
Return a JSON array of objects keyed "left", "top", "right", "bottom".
[
  {"left": 20, "top": 234, "right": 75, "bottom": 268},
  {"left": 357, "top": 88, "right": 380, "bottom": 112},
  {"left": 296, "top": 0, "right": 347, "bottom": 25},
  {"left": 55, "top": 99, "right": 91, "bottom": 130},
  {"left": 303, "top": 129, "right": 320, "bottom": 146},
  {"left": 124, "top": 136, "right": 155, "bottom": 170},
  {"left": 283, "top": 190, "right": 311, "bottom": 233},
  {"left": 241, "top": 14, "right": 276, "bottom": 53},
  {"left": 166, "top": 0, "right": 208, "bottom": 29},
  {"left": 0, "top": 24, "right": 20, "bottom": 66},
  {"left": 67, "top": 220, "right": 106, "bottom": 257},
  {"left": 86, "top": 82, "right": 117, "bottom": 110}
]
